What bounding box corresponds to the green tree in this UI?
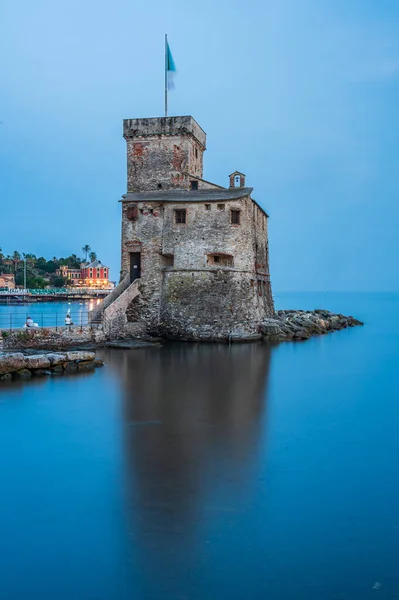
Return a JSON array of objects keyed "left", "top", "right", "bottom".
[
  {"left": 49, "top": 274, "right": 67, "bottom": 288},
  {"left": 82, "top": 245, "right": 91, "bottom": 262},
  {"left": 89, "top": 251, "right": 97, "bottom": 263}
]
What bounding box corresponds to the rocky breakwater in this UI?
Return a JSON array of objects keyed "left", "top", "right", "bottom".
[
  {"left": 0, "top": 351, "right": 104, "bottom": 381},
  {"left": 261, "top": 309, "right": 364, "bottom": 342}
]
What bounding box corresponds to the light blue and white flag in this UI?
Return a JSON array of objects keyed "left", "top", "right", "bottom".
[{"left": 166, "top": 39, "right": 176, "bottom": 89}]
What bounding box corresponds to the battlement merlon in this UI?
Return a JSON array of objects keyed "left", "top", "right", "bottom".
[{"left": 123, "top": 116, "right": 207, "bottom": 151}]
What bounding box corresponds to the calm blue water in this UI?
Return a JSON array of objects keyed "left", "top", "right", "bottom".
[
  {"left": 0, "top": 300, "right": 102, "bottom": 328},
  {"left": 0, "top": 292, "right": 398, "bottom": 600}
]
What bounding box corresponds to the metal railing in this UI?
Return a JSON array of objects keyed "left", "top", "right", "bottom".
[
  {"left": 0, "top": 311, "right": 103, "bottom": 331},
  {"left": 0, "top": 288, "right": 111, "bottom": 296}
]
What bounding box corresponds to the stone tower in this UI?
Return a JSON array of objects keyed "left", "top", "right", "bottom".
[{"left": 124, "top": 116, "right": 207, "bottom": 192}]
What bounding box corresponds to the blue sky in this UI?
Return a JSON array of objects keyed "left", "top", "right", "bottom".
[{"left": 1, "top": 0, "right": 398, "bottom": 290}]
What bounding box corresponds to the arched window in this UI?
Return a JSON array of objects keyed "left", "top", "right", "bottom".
[{"left": 234, "top": 175, "right": 240, "bottom": 187}]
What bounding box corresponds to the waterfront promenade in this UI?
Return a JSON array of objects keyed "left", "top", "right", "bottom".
[{"left": 0, "top": 287, "right": 110, "bottom": 302}]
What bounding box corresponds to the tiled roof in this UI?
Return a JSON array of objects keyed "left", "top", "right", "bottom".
[{"left": 85, "top": 260, "right": 108, "bottom": 269}]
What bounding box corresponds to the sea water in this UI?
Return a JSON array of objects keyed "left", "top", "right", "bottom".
[{"left": 0, "top": 292, "right": 398, "bottom": 600}]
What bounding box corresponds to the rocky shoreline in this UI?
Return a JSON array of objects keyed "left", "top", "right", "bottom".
[
  {"left": 0, "top": 311, "right": 364, "bottom": 378},
  {"left": 0, "top": 351, "right": 103, "bottom": 381},
  {"left": 261, "top": 309, "right": 364, "bottom": 341}
]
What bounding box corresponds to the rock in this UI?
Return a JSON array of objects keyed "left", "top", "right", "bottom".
[
  {"left": 93, "top": 359, "right": 104, "bottom": 367},
  {"left": 32, "top": 369, "right": 48, "bottom": 377},
  {"left": 0, "top": 353, "right": 25, "bottom": 375},
  {"left": 0, "top": 373, "right": 12, "bottom": 381},
  {"left": 24, "top": 355, "right": 51, "bottom": 370},
  {"left": 65, "top": 351, "right": 95, "bottom": 362},
  {"left": 294, "top": 330, "right": 311, "bottom": 340},
  {"left": 13, "top": 368, "right": 32, "bottom": 379},
  {"left": 348, "top": 316, "right": 364, "bottom": 326},
  {"left": 261, "top": 308, "right": 363, "bottom": 344},
  {"left": 64, "top": 361, "right": 78, "bottom": 371},
  {"left": 260, "top": 319, "right": 284, "bottom": 336},
  {"left": 46, "top": 353, "right": 67, "bottom": 366},
  {"left": 51, "top": 365, "right": 64, "bottom": 373},
  {"left": 77, "top": 361, "right": 96, "bottom": 371}
]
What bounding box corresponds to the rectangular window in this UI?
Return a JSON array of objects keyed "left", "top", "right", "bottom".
[
  {"left": 231, "top": 209, "right": 241, "bottom": 225},
  {"left": 175, "top": 209, "right": 187, "bottom": 224},
  {"left": 190, "top": 181, "right": 198, "bottom": 190},
  {"left": 207, "top": 254, "right": 234, "bottom": 267},
  {"left": 205, "top": 204, "right": 211, "bottom": 211},
  {"left": 162, "top": 254, "right": 174, "bottom": 267},
  {"left": 217, "top": 204, "right": 225, "bottom": 211},
  {"left": 195, "top": 147, "right": 198, "bottom": 158}
]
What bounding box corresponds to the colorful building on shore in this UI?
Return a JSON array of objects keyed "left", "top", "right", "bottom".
[
  {"left": 0, "top": 273, "right": 15, "bottom": 289},
  {"left": 56, "top": 260, "right": 112, "bottom": 289}
]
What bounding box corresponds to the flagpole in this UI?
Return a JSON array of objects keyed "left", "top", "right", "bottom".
[{"left": 164, "top": 34, "right": 168, "bottom": 117}]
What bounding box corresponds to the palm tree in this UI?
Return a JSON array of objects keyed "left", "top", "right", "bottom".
[
  {"left": 82, "top": 245, "right": 91, "bottom": 262},
  {"left": 89, "top": 251, "right": 97, "bottom": 263},
  {"left": 12, "top": 251, "right": 21, "bottom": 274},
  {"left": 23, "top": 253, "right": 36, "bottom": 267},
  {"left": 4, "top": 255, "right": 12, "bottom": 274}
]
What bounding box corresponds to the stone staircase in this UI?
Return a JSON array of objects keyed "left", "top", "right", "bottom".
[
  {"left": 89, "top": 275, "right": 131, "bottom": 322},
  {"left": 89, "top": 277, "right": 143, "bottom": 338}
]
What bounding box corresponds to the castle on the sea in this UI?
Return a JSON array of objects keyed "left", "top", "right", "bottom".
[{"left": 100, "top": 115, "right": 274, "bottom": 340}]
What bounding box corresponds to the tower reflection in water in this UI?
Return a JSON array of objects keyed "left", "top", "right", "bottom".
[{"left": 105, "top": 342, "right": 271, "bottom": 599}]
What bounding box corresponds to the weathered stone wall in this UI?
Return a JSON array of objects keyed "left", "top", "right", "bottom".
[
  {"left": 119, "top": 194, "right": 274, "bottom": 338},
  {"left": 0, "top": 326, "right": 106, "bottom": 351},
  {"left": 160, "top": 270, "right": 266, "bottom": 340},
  {"left": 121, "top": 201, "right": 165, "bottom": 329},
  {"left": 252, "top": 202, "right": 274, "bottom": 315},
  {"left": 124, "top": 116, "right": 206, "bottom": 192}
]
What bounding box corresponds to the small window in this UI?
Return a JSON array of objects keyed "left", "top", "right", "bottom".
[
  {"left": 162, "top": 254, "right": 174, "bottom": 267},
  {"left": 205, "top": 204, "right": 211, "bottom": 211},
  {"left": 175, "top": 209, "right": 187, "bottom": 224},
  {"left": 234, "top": 175, "right": 241, "bottom": 187},
  {"left": 207, "top": 254, "right": 234, "bottom": 267},
  {"left": 190, "top": 180, "right": 198, "bottom": 190},
  {"left": 217, "top": 204, "right": 225, "bottom": 211},
  {"left": 157, "top": 183, "right": 162, "bottom": 189},
  {"left": 231, "top": 209, "right": 241, "bottom": 225},
  {"left": 195, "top": 147, "right": 198, "bottom": 158}
]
